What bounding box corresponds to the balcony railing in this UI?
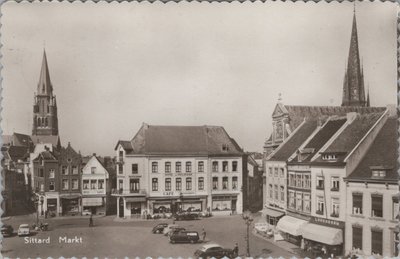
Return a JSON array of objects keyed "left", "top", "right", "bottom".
[{"left": 111, "top": 188, "right": 147, "bottom": 195}]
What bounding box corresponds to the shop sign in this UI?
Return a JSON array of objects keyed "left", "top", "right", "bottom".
[
  {"left": 163, "top": 191, "right": 175, "bottom": 196},
  {"left": 310, "top": 216, "right": 344, "bottom": 229}
]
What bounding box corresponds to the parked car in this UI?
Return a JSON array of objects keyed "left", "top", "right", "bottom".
[
  {"left": 173, "top": 212, "right": 199, "bottom": 221},
  {"left": 82, "top": 209, "right": 92, "bottom": 216},
  {"left": 17, "top": 224, "right": 30, "bottom": 237},
  {"left": 163, "top": 224, "right": 184, "bottom": 236},
  {"left": 194, "top": 243, "right": 235, "bottom": 259},
  {"left": 168, "top": 227, "right": 186, "bottom": 237},
  {"left": 152, "top": 223, "right": 169, "bottom": 234},
  {"left": 1, "top": 224, "right": 13, "bottom": 237},
  {"left": 170, "top": 230, "right": 200, "bottom": 244}
]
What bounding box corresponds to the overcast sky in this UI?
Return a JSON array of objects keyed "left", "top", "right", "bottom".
[{"left": 1, "top": 1, "right": 397, "bottom": 156}]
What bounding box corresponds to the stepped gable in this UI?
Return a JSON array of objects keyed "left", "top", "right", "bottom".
[
  {"left": 268, "top": 119, "right": 319, "bottom": 161},
  {"left": 346, "top": 117, "right": 398, "bottom": 181}
]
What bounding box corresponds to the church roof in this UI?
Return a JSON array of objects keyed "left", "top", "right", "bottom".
[
  {"left": 268, "top": 119, "right": 319, "bottom": 161},
  {"left": 346, "top": 117, "right": 398, "bottom": 182},
  {"left": 118, "top": 124, "right": 243, "bottom": 156},
  {"left": 37, "top": 50, "right": 53, "bottom": 96}
]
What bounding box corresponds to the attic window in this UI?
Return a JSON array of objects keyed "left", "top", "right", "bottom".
[
  {"left": 222, "top": 144, "right": 229, "bottom": 151},
  {"left": 322, "top": 154, "right": 337, "bottom": 161},
  {"left": 371, "top": 170, "right": 386, "bottom": 179}
]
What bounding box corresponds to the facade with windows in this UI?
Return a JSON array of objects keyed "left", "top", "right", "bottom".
[
  {"left": 81, "top": 155, "right": 110, "bottom": 215},
  {"left": 113, "top": 124, "right": 244, "bottom": 218}
]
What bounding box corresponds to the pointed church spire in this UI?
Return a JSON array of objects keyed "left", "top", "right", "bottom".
[
  {"left": 341, "top": 7, "right": 367, "bottom": 107},
  {"left": 37, "top": 49, "right": 53, "bottom": 96}
]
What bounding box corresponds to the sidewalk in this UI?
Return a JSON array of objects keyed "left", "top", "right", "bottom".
[{"left": 43, "top": 214, "right": 106, "bottom": 220}]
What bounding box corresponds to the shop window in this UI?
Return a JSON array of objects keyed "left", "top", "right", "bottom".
[
  {"left": 288, "top": 191, "right": 295, "bottom": 210},
  {"left": 91, "top": 179, "right": 97, "bottom": 189},
  {"left": 303, "top": 193, "right": 311, "bottom": 213},
  {"left": 72, "top": 179, "right": 79, "bottom": 190},
  {"left": 331, "top": 177, "right": 339, "bottom": 191},
  {"left": 394, "top": 231, "right": 399, "bottom": 256},
  {"left": 212, "top": 199, "right": 231, "bottom": 211},
  {"left": 371, "top": 229, "right": 383, "bottom": 256},
  {"left": 165, "top": 162, "right": 171, "bottom": 173},
  {"left": 393, "top": 197, "right": 399, "bottom": 220},
  {"left": 212, "top": 177, "right": 218, "bottom": 190},
  {"left": 154, "top": 203, "right": 171, "bottom": 214},
  {"left": 316, "top": 196, "right": 324, "bottom": 215},
  {"left": 274, "top": 185, "right": 279, "bottom": 200},
  {"left": 198, "top": 161, "right": 204, "bottom": 173},
  {"left": 49, "top": 169, "right": 55, "bottom": 178},
  {"left": 72, "top": 166, "right": 78, "bottom": 175},
  {"left": 371, "top": 194, "right": 383, "bottom": 218},
  {"left": 232, "top": 161, "right": 238, "bottom": 172},
  {"left": 62, "top": 166, "right": 68, "bottom": 175},
  {"left": 269, "top": 184, "right": 273, "bottom": 198},
  {"left": 232, "top": 176, "right": 238, "bottom": 190},
  {"left": 176, "top": 178, "right": 182, "bottom": 191},
  {"left": 132, "top": 164, "right": 138, "bottom": 174},
  {"left": 352, "top": 193, "right": 363, "bottom": 215},
  {"left": 352, "top": 226, "right": 363, "bottom": 250},
  {"left": 222, "top": 177, "right": 228, "bottom": 190},
  {"left": 130, "top": 179, "right": 139, "bottom": 192},
  {"left": 212, "top": 161, "right": 219, "bottom": 172},
  {"left": 222, "top": 161, "right": 228, "bottom": 172},
  {"left": 176, "top": 162, "right": 181, "bottom": 173},
  {"left": 316, "top": 176, "right": 324, "bottom": 190},
  {"left": 152, "top": 178, "right": 158, "bottom": 191},
  {"left": 186, "top": 177, "right": 192, "bottom": 190},
  {"left": 186, "top": 162, "right": 192, "bottom": 173},
  {"left": 152, "top": 162, "right": 158, "bottom": 173},
  {"left": 98, "top": 179, "right": 104, "bottom": 189},
  {"left": 49, "top": 180, "right": 55, "bottom": 191},
  {"left": 280, "top": 186, "right": 284, "bottom": 201},
  {"left": 62, "top": 179, "right": 69, "bottom": 190},
  {"left": 83, "top": 180, "right": 89, "bottom": 190},
  {"left": 296, "top": 192, "right": 302, "bottom": 211},
  {"left": 165, "top": 178, "right": 171, "bottom": 191},
  {"left": 198, "top": 177, "right": 204, "bottom": 190},
  {"left": 331, "top": 198, "right": 339, "bottom": 217},
  {"left": 91, "top": 167, "right": 96, "bottom": 174}
]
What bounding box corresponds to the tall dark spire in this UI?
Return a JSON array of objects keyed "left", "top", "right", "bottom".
[
  {"left": 341, "top": 9, "right": 367, "bottom": 107},
  {"left": 37, "top": 49, "right": 53, "bottom": 96}
]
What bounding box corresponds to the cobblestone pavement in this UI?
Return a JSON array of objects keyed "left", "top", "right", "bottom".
[{"left": 2, "top": 214, "right": 294, "bottom": 258}]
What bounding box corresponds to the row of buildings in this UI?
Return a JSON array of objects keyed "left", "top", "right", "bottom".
[{"left": 262, "top": 10, "right": 398, "bottom": 258}]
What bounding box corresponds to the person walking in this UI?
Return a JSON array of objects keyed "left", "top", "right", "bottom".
[
  {"left": 89, "top": 214, "right": 94, "bottom": 227},
  {"left": 201, "top": 227, "right": 206, "bottom": 242},
  {"left": 233, "top": 243, "right": 239, "bottom": 257}
]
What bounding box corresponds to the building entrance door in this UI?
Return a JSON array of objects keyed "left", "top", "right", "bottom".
[{"left": 119, "top": 198, "right": 124, "bottom": 218}]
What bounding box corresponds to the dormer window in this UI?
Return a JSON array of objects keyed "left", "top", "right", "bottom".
[
  {"left": 322, "top": 154, "right": 337, "bottom": 161},
  {"left": 222, "top": 144, "right": 229, "bottom": 151},
  {"left": 370, "top": 166, "right": 389, "bottom": 179}
]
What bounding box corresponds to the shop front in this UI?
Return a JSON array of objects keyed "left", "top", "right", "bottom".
[
  {"left": 276, "top": 215, "right": 308, "bottom": 246},
  {"left": 60, "top": 194, "right": 81, "bottom": 216},
  {"left": 262, "top": 207, "right": 285, "bottom": 226},
  {"left": 212, "top": 194, "right": 238, "bottom": 215},
  {"left": 149, "top": 195, "right": 207, "bottom": 216},
  {"left": 46, "top": 198, "right": 58, "bottom": 217},
  {"left": 300, "top": 217, "right": 344, "bottom": 257},
  {"left": 82, "top": 196, "right": 105, "bottom": 215}
]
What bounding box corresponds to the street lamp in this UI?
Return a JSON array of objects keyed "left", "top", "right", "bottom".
[{"left": 242, "top": 210, "right": 254, "bottom": 257}]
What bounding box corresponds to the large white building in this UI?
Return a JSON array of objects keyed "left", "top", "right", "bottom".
[{"left": 113, "top": 123, "right": 244, "bottom": 218}]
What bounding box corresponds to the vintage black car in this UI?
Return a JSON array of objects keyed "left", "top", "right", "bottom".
[
  {"left": 173, "top": 212, "right": 199, "bottom": 221},
  {"left": 194, "top": 244, "right": 235, "bottom": 259},
  {"left": 169, "top": 230, "right": 200, "bottom": 244},
  {"left": 1, "top": 224, "right": 13, "bottom": 237},
  {"left": 152, "top": 223, "right": 169, "bottom": 234}
]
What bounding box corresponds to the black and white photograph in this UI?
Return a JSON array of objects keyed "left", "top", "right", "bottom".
[{"left": 0, "top": 1, "right": 397, "bottom": 258}]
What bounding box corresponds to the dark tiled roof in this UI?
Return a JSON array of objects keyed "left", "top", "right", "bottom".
[
  {"left": 120, "top": 124, "right": 243, "bottom": 156},
  {"left": 324, "top": 112, "right": 384, "bottom": 154},
  {"left": 114, "top": 140, "right": 133, "bottom": 151},
  {"left": 268, "top": 120, "right": 319, "bottom": 161},
  {"left": 33, "top": 150, "right": 58, "bottom": 161},
  {"left": 284, "top": 105, "right": 385, "bottom": 132},
  {"left": 347, "top": 117, "right": 398, "bottom": 182},
  {"left": 7, "top": 146, "right": 30, "bottom": 162},
  {"left": 13, "top": 133, "right": 34, "bottom": 147},
  {"left": 59, "top": 143, "right": 81, "bottom": 164}
]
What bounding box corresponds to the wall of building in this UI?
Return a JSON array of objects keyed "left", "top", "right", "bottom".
[{"left": 264, "top": 161, "right": 287, "bottom": 211}]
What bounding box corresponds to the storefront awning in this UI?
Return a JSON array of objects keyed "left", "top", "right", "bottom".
[
  {"left": 82, "top": 197, "right": 103, "bottom": 206},
  {"left": 262, "top": 208, "right": 284, "bottom": 218},
  {"left": 60, "top": 194, "right": 81, "bottom": 199},
  {"left": 276, "top": 216, "right": 308, "bottom": 236},
  {"left": 301, "top": 223, "right": 343, "bottom": 245},
  {"left": 125, "top": 197, "right": 146, "bottom": 203}
]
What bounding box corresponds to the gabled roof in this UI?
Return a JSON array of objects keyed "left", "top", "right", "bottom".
[
  {"left": 33, "top": 150, "right": 58, "bottom": 162},
  {"left": 268, "top": 119, "right": 319, "bottom": 161},
  {"left": 118, "top": 124, "right": 243, "bottom": 156},
  {"left": 114, "top": 140, "right": 133, "bottom": 151},
  {"left": 59, "top": 143, "right": 81, "bottom": 164},
  {"left": 7, "top": 146, "right": 30, "bottom": 162},
  {"left": 282, "top": 105, "right": 385, "bottom": 132},
  {"left": 346, "top": 117, "right": 398, "bottom": 182}
]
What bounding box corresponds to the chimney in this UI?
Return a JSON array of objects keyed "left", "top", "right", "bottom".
[{"left": 346, "top": 112, "right": 357, "bottom": 124}]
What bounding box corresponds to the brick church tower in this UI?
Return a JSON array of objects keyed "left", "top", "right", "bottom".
[
  {"left": 341, "top": 9, "right": 369, "bottom": 107},
  {"left": 32, "top": 50, "right": 59, "bottom": 136}
]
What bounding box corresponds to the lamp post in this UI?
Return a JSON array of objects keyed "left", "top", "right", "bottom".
[{"left": 242, "top": 210, "right": 253, "bottom": 257}]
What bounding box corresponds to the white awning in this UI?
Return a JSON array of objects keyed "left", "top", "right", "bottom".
[
  {"left": 82, "top": 197, "right": 103, "bottom": 206},
  {"left": 301, "top": 223, "right": 343, "bottom": 245},
  {"left": 276, "top": 216, "right": 308, "bottom": 236},
  {"left": 262, "top": 208, "right": 285, "bottom": 218}
]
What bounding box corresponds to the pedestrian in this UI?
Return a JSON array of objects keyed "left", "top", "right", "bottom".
[
  {"left": 233, "top": 243, "right": 239, "bottom": 257},
  {"left": 201, "top": 227, "right": 206, "bottom": 242},
  {"left": 89, "top": 214, "right": 94, "bottom": 227}
]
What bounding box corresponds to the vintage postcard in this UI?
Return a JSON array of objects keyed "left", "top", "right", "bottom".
[{"left": 0, "top": 1, "right": 397, "bottom": 258}]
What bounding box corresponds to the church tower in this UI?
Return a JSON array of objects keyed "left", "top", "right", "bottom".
[
  {"left": 32, "top": 50, "right": 59, "bottom": 136},
  {"left": 341, "top": 9, "right": 368, "bottom": 107}
]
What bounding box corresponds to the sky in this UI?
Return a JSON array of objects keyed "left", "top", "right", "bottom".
[{"left": 1, "top": 1, "right": 397, "bottom": 156}]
